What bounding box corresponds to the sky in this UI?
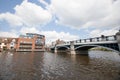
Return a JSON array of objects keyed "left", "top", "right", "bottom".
[{"left": 0, "top": 0, "right": 120, "bottom": 44}]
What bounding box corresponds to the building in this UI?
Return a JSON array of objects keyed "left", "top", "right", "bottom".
[
  {"left": 0, "top": 33, "right": 45, "bottom": 52},
  {"left": 51, "top": 39, "right": 65, "bottom": 46},
  {"left": 6, "top": 38, "right": 18, "bottom": 50},
  {"left": 0, "top": 37, "right": 18, "bottom": 51},
  {"left": 16, "top": 33, "right": 45, "bottom": 52},
  {"left": 0, "top": 38, "right": 7, "bottom": 51}
]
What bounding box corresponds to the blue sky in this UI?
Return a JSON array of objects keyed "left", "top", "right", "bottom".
[{"left": 0, "top": 0, "right": 119, "bottom": 44}]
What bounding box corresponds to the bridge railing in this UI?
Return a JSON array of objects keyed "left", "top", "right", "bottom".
[
  {"left": 74, "top": 35, "right": 116, "bottom": 44},
  {"left": 56, "top": 35, "right": 116, "bottom": 46}
]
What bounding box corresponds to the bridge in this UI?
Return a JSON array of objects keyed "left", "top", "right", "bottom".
[{"left": 51, "top": 31, "right": 120, "bottom": 54}]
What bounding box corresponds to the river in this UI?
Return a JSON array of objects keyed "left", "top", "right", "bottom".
[{"left": 0, "top": 51, "right": 120, "bottom": 80}]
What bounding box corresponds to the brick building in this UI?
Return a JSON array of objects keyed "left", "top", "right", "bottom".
[{"left": 16, "top": 33, "right": 45, "bottom": 52}]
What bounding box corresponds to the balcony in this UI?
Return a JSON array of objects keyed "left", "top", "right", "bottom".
[
  {"left": 16, "top": 49, "right": 32, "bottom": 52},
  {"left": 20, "top": 42, "right": 32, "bottom": 45}
]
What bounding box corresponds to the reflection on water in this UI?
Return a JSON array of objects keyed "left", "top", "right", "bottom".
[{"left": 0, "top": 51, "right": 120, "bottom": 80}]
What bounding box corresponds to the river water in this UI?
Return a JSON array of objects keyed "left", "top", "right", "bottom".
[{"left": 0, "top": 51, "right": 120, "bottom": 80}]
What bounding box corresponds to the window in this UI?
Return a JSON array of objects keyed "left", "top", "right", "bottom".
[{"left": 11, "top": 43, "right": 14, "bottom": 46}]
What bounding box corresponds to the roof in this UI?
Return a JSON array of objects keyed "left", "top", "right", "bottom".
[{"left": 0, "top": 37, "right": 18, "bottom": 43}]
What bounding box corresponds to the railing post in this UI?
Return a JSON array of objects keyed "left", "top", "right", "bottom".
[
  {"left": 106, "top": 36, "right": 108, "bottom": 41},
  {"left": 90, "top": 38, "right": 92, "bottom": 42},
  {"left": 97, "top": 38, "right": 99, "bottom": 42},
  {"left": 80, "top": 39, "right": 81, "bottom": 43},
  {"left": 101, "top": 35, "right": 105, "bottom": 41},
  {"left": 114, "top": 35, "right": 116, "bottom": 40},
  {"left": 116, "top": 31, "right": 120, "bottom": 52},
  {"left": 84, "top": 39, "right": 86, "bottom": 43}
]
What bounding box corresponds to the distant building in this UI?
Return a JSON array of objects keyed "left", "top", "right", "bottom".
[
  {"left": 16, "top": 33, "right": 45, "bottom": 52},
  {"left": 0, "top": 38, "right": 7, "bottom": 51},
  {"left": 0, "top": 37, "right": 17, "bottom": 51},
  {"left": 51, "top": 39, "right": 65, "bottom": 46},
  {"left": 56, "top": 39, "right": 65, "bottom": 45},
  {"left": 7, "top": 38, "right": 18, "bottom": 50}
]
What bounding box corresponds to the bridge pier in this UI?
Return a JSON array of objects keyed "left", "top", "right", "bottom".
[
  {"left": 116, "top": 30, "right": 120, "bottom": 53},
  {"left": 54, "top": 47, "right": 57, "bottom": 53},
  {"left": 70, "top": 41, "right": 76, "bottom": 54}
]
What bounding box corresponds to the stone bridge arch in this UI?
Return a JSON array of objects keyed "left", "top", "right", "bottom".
[
  {"left": 57, "top": 46, "right": 70, "bottom": 50},
  {"left": 75, "top": 44, "right": 120, "bottom": 54}
]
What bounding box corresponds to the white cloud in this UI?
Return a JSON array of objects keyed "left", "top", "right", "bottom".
[
  {"left": 89, "top": 28, "right": 118, "bottom": 37},
  {"left": 20, "top": 27, "right": 39, "bottom": 34},
  {"left": 39, "top": 0, "right": 49, "bottom": 6},
  {"left": 0, "top": 12, "right": 23, "bottom": 26},
  {"left": 49, "top": 0, "right": 120, "bottom": 29},
  {"left": 0, "top": 31, "right": 18, "bottom": 38},
  {"left": 41, "top": 31, "right": 79, "bottom": 44},
  {"left": 0, "top": 0, "right": 52, "bottom": 27}
]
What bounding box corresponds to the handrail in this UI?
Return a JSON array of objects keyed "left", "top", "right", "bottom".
[{"left": 56, "top": 35, "right": 117, "bottom": 46}]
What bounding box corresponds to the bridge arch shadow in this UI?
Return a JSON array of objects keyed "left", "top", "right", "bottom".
[
  {"left": 75, "top": 45, "right": 120, "bottom": 54},
  {"left": 57, "top": 46, "right": 70, "bottom": 50}
]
